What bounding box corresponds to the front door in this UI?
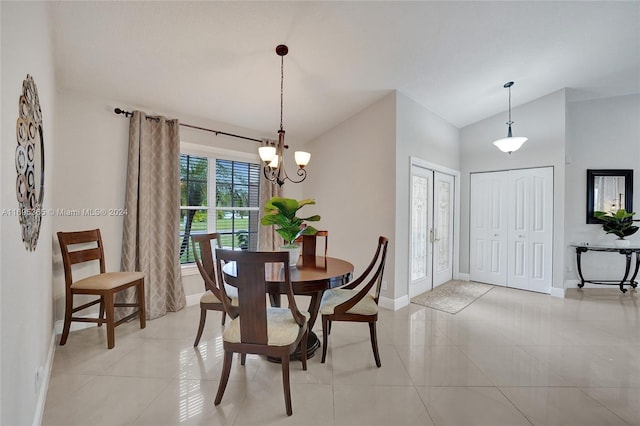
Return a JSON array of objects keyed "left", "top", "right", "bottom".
[
  {"left": 409, "top": 166, "right": 433, "bottom": 297},
  {"left": 433, "top": 172, "right": 455, "bottom": 288},
  {"left": 409, "top": 165, "right": 456, "bottom": 297}
]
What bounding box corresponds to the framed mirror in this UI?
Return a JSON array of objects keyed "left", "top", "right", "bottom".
[{"left": 586, "top": 169, "right": 633, "bottom": 224}]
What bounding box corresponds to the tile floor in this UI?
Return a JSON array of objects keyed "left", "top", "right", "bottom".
[{"left": 42, "top": 286, "right": 640, "bottom": 425}]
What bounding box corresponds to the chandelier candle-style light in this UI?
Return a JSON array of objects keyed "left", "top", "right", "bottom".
[
  {"left": 492, "top": 81, "right": 528, "bottom": 154},
  {"left": 259, "top": 44, "right": 310, "bottom": 186}
]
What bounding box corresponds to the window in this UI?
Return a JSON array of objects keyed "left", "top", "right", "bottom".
[{"left": 180, "top": 153, "right": 260, "bottom": 264}]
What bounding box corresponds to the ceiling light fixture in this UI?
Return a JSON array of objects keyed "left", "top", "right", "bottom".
[
  {"left": 258, "top": 44, "right": 310, "bottom": 186},
  {"left": 493, "top": 81, "right": 528, "bottom": 154}
]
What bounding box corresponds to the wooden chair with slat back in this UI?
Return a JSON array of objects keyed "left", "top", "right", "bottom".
[
  {"left": 191, "top": 233, "right": 238, "bottom": 346},
  {"left": 57, "top": 229, "right": 146, "bottom": 349},
  {"left": 214, "top": 249, "right": 309, "bottom": 416},
  {"left": 318, "top": 236, "right": 389, "bottom": 367},
  {"left": 295, "top": 230, "right": 328, "bottom": 257}
]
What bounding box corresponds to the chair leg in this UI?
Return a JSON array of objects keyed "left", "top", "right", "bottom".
[
  {"left": 59, "top": 296, "right": 73, "bottom": 345},
  {"left": 221, "top": 311, "right": 227, "bottom": 326},
  {"left": 281, "top": 354, "right": 293, "bottom": 416},
  {"left": 104, "top": 292, "right": 115, "bottom": 349},
  {"left": 215, "top": 351, "right": 233, "bottom": 406},
  {"left": 369, "top": 321, "right": 381, "bottom": 368},
  {"left": 194, "top": 308, "right": 207, "bottom": 346},
  {"left": 300, "top": 328, "right": 308, "bottom": 371},
  {"left": 327, "top": 320, "right": 332, "bottom": 335},
  {"left": 321, "top": 316, "right": 329, "bottom": 364},
  {"left": 98, "top": 296, "right": 105, "bottom": 327},
  {"left": 137, "top": 281, "right": 146, "bottom": 329},
  {"left": 240, "top": 353, "right": 247, "bottom": 366}
]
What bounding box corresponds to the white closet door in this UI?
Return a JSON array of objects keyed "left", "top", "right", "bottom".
[
  {"left": 409, "top": 166, "right": 433, "bottom": 297},
  {"left": 433, "top": 172, "right": 455, "bottom": 288},
  {"left": 507, "top": 167, "right": 553, "bottom": 293},
  {"left": 470, "top": 172, "right": 508, "bottom": 286}
]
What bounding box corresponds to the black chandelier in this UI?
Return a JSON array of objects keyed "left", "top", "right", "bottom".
[{"left": 258, "top": 45, "right": 310, "bottom": 186}]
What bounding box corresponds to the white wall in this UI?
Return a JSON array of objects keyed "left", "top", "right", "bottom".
[
  {"left": 302, "top": 92, "right": 397, "bottom": 298},
  {"left": 53, "top": 89, "right": 268, "bottom": 318},
  {"left": 395, "top": 93, "right": 460, "bottom": 300},
  {"left": 565, "top": 94, "right": 640, "bottom": 284},
  {"left": 1, "top": 2, "right": 56, "bottom": 424},
  {"left": 460, "top": 89, "right": 567, "bottom": 289}
]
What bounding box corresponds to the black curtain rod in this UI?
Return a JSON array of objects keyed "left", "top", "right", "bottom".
[{"left": 113, "top": 108, "right": 263, "bottom": 143}]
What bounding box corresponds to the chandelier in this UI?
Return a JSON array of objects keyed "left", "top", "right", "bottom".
[
  {"left": 492, "top": 81, "right": 528, "bottom": 154},
  {"left": 258, "top": 45, "right": 310, "bottom": 186}
]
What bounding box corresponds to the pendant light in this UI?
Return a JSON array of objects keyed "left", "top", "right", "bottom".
[
  {"left": 493, "top": 81, "right": 527, "bottom": 154},
  {"left": 258, "top": 44, "right": 310, "bottom": 186}
]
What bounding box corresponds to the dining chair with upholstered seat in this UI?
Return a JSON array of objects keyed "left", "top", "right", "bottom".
[
  {"left": 319, "top": 236, "right": 389, "bottom": 367},
  {"left": 191, "top": 233, "right": 239, "bottom": 346},
  {"left": 295, "top": 230, "right": 328, "bottom": 257},
  {"left": 57, "top": 229, "right": 146, "bottom": 349},
  {"left": 214, "top": 249, "right": 309, "bottom": 416}
]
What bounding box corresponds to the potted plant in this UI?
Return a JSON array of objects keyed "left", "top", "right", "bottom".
[
  {"left": 593, "top": 209, "right": 639, "bottom": 247},
  {"left": 260, "top": 197, "right": 321, "bottom": 266}
]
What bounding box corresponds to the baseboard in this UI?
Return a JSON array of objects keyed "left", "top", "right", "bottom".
[
  {"left": 186, "top": 292, "right": 203, "bottom": 307},
  {"left": 33, "top": 328, "right": 56, "bottom": 426},
  {"left": 379, "top": 294, "right": 410, "bottom": 311},
  {"left": 457, "top": 273, "right": 470, "bottom": 281},
  {"left": 550, "top": 286, "right": 566, "bottom": 298}
]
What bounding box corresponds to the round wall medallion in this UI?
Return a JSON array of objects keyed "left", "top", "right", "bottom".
[{"left": 15, "top": 74, "right": 45, "bottom": 251}]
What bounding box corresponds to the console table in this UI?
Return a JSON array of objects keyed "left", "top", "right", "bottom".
[{"left": 571, "top": 244, "right": 640, "bottom": 293}]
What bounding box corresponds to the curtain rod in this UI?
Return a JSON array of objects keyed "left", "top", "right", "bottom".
[{"left": 113, "top": 108, "right": 264, "bottom": 143}]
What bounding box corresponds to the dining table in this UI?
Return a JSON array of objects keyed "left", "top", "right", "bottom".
[{"left": 222, "top": 254, "right": 354, "bottom": 360}]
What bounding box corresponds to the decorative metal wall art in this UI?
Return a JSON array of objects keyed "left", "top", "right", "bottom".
[{"left": 15, "top": 74, "right": 45, "bottom": 251}]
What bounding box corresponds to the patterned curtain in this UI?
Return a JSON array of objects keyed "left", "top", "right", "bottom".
[
  {"left": 118, "top": 111, "right": 186, "bottom": 319},
  {"left": 258, "top": 138, "right": 283, "bottom": 251}
]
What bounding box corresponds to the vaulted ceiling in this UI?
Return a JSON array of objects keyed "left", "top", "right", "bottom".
[{"left": 49, "top": 1, "right": 639, "bottom": 144}]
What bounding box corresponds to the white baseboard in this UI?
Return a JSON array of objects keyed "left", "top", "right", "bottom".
[
  {"left": 379, "top": 294, "right": 410, "bottom": 311},
  {"left": 457, "top": 273, "right": 470, "bottom": 281},
  {"left": 33, "top": 328, "right": 56, "bottom": 426},
  {"left": 186, "top": 292, "right": 203, "bottom": 307},
  {"left": 550, "top": 286, "right": 566, "bottom": 298}
]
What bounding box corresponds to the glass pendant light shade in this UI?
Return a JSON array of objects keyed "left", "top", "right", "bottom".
[
  {"left": 268, "top": 154, "right": 279, "bottom": 168},
  {"left": 493, "top": 136, "right": 528, "bottom": 154},
  {"left": 259, "top": 146, "right": 276, "bottom": 163},
  {"left": 294, "top": 151, "right": 311, "bottom": 167}
]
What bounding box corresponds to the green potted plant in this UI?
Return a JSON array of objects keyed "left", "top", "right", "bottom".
[
  {"left": 260, "top": 197, "right": 321, "bottom": 266},
  {"left": 593, "top": 209, "right": 638, "bottom": 247}
]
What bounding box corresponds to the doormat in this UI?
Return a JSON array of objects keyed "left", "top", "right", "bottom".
[{"left": 411, "top": 280, "right": 494, "bottom": 314}]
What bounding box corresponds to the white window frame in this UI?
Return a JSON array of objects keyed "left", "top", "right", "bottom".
[{"left": 180, "top": 142, "right": 261, "bottom": 274}]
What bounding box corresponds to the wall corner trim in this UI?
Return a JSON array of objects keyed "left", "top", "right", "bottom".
[
  {"left": 33, "top": 328, "right": 57, "bottom": 426},
  {"left": 379, "top": 295, "right": 410, "bottom": 311}
]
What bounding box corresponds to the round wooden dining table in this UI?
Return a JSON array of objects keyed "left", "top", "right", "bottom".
[{"left": 222, "top": 254, "right": 354, "bottom": 359}]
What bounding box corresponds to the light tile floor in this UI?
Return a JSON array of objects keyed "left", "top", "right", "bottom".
[{"left": 42, "top": 287, "right": 640, "bottom": 425}]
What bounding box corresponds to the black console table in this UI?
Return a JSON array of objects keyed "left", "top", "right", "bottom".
[{"left": 571, "top": 244, "right": 640, "bottom": 293}]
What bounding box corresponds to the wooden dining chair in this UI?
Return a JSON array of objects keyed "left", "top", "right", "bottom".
[
  {"left": 191, "top": 233, "right": 238, "bottom": 346},
  {"left": 57, "top": 229, "right": 146, "bottom": 349},
  {"left": 295, "top": 230, "right": 328, "bottom": 257},
  {"left": 214, "top": 249, "right": 309, "bottom": 416},
  {"left": 318, "top": 236, "right": 389, "bottom": 367}
]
